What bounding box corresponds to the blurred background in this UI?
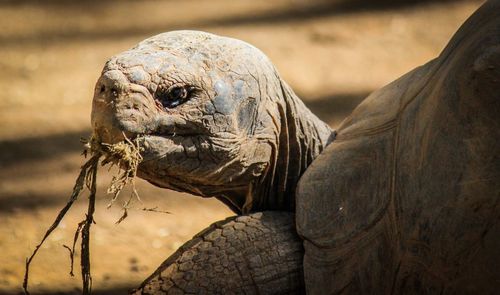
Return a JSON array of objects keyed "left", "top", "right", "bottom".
[{"left": 0, "top": 0, "right": 483, "bottom": 293}]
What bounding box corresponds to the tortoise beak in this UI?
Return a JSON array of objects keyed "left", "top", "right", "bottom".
[{"left": 91, "top": 70, "right": 159, "bottom": 144}]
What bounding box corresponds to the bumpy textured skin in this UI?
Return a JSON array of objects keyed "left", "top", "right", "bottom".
[
  {"left": 131, "top": 212, "right": 304, "bottom": 295},
  {"left": 296, "top": 1, "right": 500, "bottom": 294},
  {"left": 91, "top": 31, "right": 333, "bottom": 214}
]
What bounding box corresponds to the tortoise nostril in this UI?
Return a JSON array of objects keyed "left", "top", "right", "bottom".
[{"left": 97, "top": 70, "right": 129, "bottom": 98}]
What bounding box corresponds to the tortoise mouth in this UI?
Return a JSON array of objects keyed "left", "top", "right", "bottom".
[
  {"left": 150, "top": 128, "right": 200, "bottom": 139},
  {"left": 137, "top": 133, "right": 199, "bottom": 164}
]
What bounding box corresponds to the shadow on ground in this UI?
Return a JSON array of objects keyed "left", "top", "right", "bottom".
[
  {"left": 0, "top": 0, "right": 471, "bottom": 46},
  {"left": 0, "top": 130, "right": 91, "bottom": 168}
]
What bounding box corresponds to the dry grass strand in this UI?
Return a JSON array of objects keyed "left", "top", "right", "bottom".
[{"left": 23, "top": 134, "right": 144, "bottom": 295}]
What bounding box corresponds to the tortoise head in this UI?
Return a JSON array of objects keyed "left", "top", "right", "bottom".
[{"left": 91, "top": 31, "right": 332, "bottom": 213}]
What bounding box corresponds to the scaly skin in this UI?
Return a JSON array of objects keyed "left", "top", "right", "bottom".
[
  {"left": 131, "top": 212, "right": 304, "bottom": 295},
  {"left": 91, "top": 31, "right": 334, "bottom": 214}
]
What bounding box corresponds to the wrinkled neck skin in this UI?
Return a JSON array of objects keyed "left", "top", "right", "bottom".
[{"left": 223, "top": 77, "right": 334, "bottom": 214}]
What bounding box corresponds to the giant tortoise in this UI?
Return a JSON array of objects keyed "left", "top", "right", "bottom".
[{"left": 90, "top": 1, "right": 499, "bottom": 294}]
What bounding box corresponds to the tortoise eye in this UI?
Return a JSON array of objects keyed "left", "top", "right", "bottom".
[{"left": 156, "top": 86, "right": 191, "bottom": 108}]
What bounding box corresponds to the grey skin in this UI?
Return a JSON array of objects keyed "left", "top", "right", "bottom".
[
  {"left": 92, "top": 1, "right": 500, "bottom": 294},
  {"left": 91, "top": 31, "right": 333, "bottom": 214}
]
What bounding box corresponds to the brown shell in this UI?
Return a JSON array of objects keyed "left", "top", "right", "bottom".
[{"left": 296, "top": 1, "right": 500, "bottom": 293}]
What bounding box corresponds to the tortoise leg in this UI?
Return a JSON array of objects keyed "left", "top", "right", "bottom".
[{"left": 132, "top": 212, "right": 305, "bottom": 295}]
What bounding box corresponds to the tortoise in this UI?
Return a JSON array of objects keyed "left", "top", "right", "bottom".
[{"left": 90, "top": 1, "right": 499, "bottom": 294}]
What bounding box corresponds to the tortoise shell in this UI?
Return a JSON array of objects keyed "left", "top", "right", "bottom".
[{"left": 296, "top": 1, "right": 500, "bottom": 293}]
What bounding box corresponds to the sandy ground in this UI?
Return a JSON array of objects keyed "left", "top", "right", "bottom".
[{"left": 0, "top": 0, "right": 483, "bottom": 294}]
